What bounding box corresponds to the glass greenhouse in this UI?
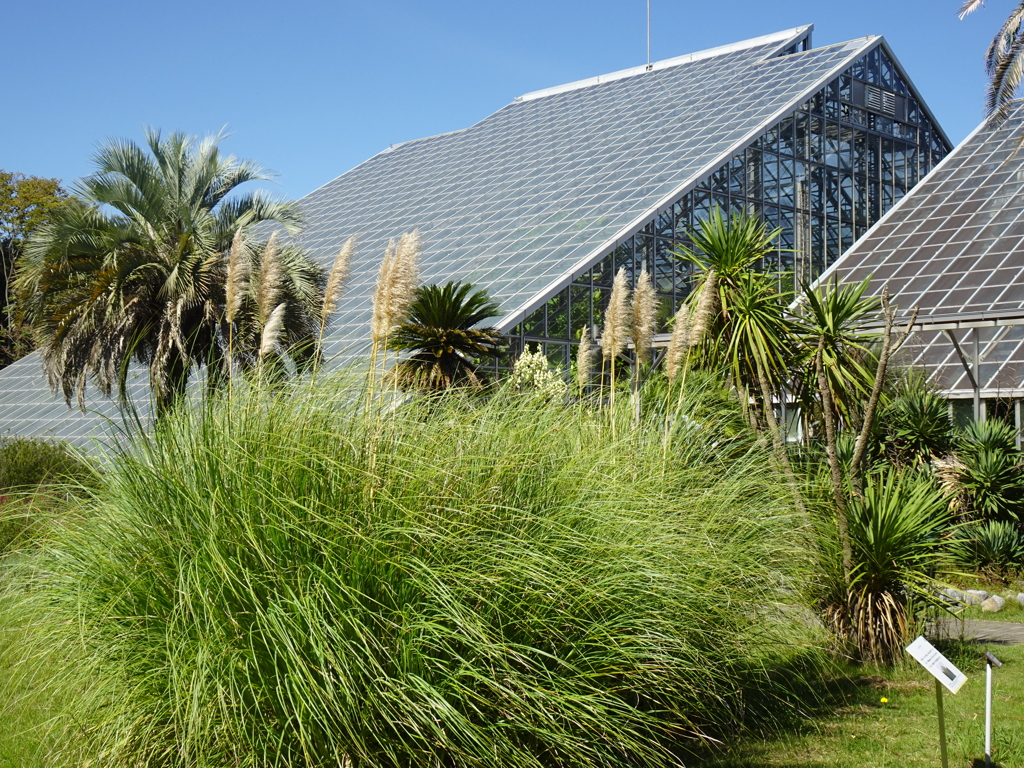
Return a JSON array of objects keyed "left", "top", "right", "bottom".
[{"left": 0, "top": 25, "right": 951, "bottom": 442}]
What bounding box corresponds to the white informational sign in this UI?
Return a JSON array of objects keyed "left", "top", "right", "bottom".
[{"left": 906, "top": 636, "right": 968, "bottom": 694}]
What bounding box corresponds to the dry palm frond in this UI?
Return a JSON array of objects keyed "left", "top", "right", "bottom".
[
  {"left": 322, "top": 236, "right": 355, "bottom": 323},
  {"left": 631, "top": 268, "right": 657, "bottom": 366},
  {"left": 259, "top": 303, "right": 287, "bottom": 359},
  {"left": 689, "top": 267, "right": 719, "bottom": 349},
  {"left": 576, "top": 329, "right": 594, "bottom": 393},
  {"left": 225, "top": 228, "right": 249, "bottom": 325},
  {"left": 933, "top": 454, "right": 969, "bottom": 516},
  {"left": 665, "top": 304, "right": 690, "bottom": 385},
  {"left": 370, "top": 230, "right": 421, "bottom": 346},
  {"left": 601, "top": 267, "right": 630, "bottom": 362},
  {"left": 258, "top": 233, "right": 283, "bottom": 323}
]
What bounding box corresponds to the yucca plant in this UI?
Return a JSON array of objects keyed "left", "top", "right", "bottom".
[
  {"left": 845, "top": 470, "right": 955, "bottom": 664},
  {"left": 881, "top": 390, "right": 954, "bottom": 467},
  {"left": 957, "top": 418, "right": 1020, "bottom": 456},
  {"left": 954, "top": 420, "right": 1024, "bottom": 521}
]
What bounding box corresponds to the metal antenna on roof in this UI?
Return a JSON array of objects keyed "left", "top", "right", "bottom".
[{"left": 646, "top": 0, "right": 651, "bottom": 69}]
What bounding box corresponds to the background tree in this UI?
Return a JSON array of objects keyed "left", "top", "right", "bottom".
[
  {"left": 16, "top": 129, "right": 317, "bottom": 417},
  {"left": 0, "top": 171, "right": 67, "bottom": 368}
]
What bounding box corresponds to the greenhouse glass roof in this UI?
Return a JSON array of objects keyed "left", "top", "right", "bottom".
[
  {"left": 302, "top": 26, "right": 901, "bottom": 354},
  {"left": 825, "top": 101, "right": 1024, "bottom": 397}
]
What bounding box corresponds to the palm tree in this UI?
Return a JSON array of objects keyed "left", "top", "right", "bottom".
[
  {"left": 959, "top": 0, "right": 1024, "bottom": 123},
  {"left": 16, "top": 129, "right": 320, "bottom": 416},
  {"left": 387, "top": 281, "right": 505, "bottom": 391}
]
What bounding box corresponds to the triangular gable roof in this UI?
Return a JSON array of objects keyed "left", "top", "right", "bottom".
[{"left": 822, "top": 101, "right": 1024, "bottom": 325}]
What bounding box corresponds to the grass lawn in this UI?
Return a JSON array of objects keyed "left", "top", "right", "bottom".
[{"left": 707, "top": 640, "right": 1024, "bottom": 768}]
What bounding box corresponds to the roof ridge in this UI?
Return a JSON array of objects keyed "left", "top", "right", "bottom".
[{"left": 515, "top": 24, "right": 813, "bottom": 103}]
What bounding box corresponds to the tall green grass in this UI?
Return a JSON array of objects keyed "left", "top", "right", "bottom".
[{"left": 2, "top": 377, "right": 820, "bottom": 767}]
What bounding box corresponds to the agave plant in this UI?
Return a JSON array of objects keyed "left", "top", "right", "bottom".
[
  {"left": 387, "top": 281, "right": 505, "bottom": 391},
  {"left": 846, "top": 470, "right": 954, "bottom": 664}
]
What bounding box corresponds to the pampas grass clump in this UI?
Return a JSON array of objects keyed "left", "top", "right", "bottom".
[{"left": 2, "top": 376, "right": 815, "bottom": 768}]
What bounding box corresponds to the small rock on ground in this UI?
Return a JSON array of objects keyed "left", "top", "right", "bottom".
[
  {"left": 964, "top": 590, "right": 989, "bottom": 606},
  {"left": 982, "top": 595, "right": 1005, "bottom": 612}
]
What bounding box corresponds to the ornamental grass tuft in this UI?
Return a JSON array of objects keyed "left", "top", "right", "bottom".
[{"left": 2, "top": 375, "right": 818, "bottom": 767}]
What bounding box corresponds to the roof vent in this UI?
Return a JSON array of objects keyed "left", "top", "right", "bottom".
[{"left": 866, "top": 85, "right": 896, "bottom": 117}]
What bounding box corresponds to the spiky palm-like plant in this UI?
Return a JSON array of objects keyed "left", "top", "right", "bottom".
[
  {"left": 388, "top": 281, "right": 504, "bottom": 391},
  {"left": 672, "top": 210, "right": 793, "bottom": 447},
  {"left": 846, "top": 470, "right": 954, "bottom": 664},
  {"left": 792, "top": 277, "right": 881, "bottom": 429},
  {"left": 16, "top": 129, "right": 319, "bottom": 416},
  {"left": 791, "top": 277, "right": 882, "bottom": 581}
]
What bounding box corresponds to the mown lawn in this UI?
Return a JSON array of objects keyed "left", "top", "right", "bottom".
[{"left": 707, "top": 640, "right": 1024, "bottom": 768}]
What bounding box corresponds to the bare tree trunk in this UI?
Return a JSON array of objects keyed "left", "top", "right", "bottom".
[
  {"left": 815, "top": 339, "right": 852, "bottom": 581},
  {"left": 849, "top": 288, "right": 918, "bottom": 499}
]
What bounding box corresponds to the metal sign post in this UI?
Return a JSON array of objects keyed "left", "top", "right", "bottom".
[
  {"left": 906, "top": 636, "right": 968, "bottom": 768},
  {"left": 936, "top": 678, "right": 948, "bottom": 768},
  {"left": 985, "top": 651, "right": 1003, "bottom": 768}
]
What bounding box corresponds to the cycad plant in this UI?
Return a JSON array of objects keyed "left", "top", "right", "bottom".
[
  {"left": 387, "top": 280, "right": 504, "bottom": 391},
  {"left": 16, "top": 129, "right": 317, "bottom": 416}
]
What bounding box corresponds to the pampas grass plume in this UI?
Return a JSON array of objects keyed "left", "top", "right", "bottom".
[
  {"left": 258, "top": 233, "right": 284, "bottom": 324},
  {"left": 259, "top": 303, "right": 287, "bottom": 359},
  {"left": 225, "top": 228, "right": 249, "bottom": 325},
  {"left": 602, "top": 267, "right": 630, "bottom": 362},
  {"left": 665, "top": 304, "right": 690, "bottom": 384},
  {"left": 689, "top": 268, "right": 718, "bottom": 349},
  {"left": 576, "top": 328, "right": 594, "bottom": 392},
  {"left": 322, "top": 236, "right": 355, "bottom": 321},
  {"left": 631, "top": 268, "right": 656, "bottom": 366},
  {"left": 370, "top": 230, "right": 421, "bottom": 346}
]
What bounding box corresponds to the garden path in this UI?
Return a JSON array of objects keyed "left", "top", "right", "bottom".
[{"left": 933, "top": 619, "right": 1024, "bottom": 645}]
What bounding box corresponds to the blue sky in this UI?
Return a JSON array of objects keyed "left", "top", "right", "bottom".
[{"left": 2, "top": 1, "right": 1004, "bottom": 201}]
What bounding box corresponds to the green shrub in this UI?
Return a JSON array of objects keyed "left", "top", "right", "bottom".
[
  {"left": 0, "top": 436, "right": 95, "bottom": 492},
  {"left": 953, "top": 520, "right": 1024, "bottom": 574},
  {"left": 0, "top": 437, "right": 97, "bottom": 555},
  {"left": 3, "top": 376, "right": 818, "bottom": 768}
]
